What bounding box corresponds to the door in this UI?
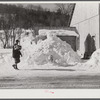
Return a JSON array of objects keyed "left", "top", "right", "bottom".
[{"left": 57, "top": 35, "right": 76, "bottom": 51}]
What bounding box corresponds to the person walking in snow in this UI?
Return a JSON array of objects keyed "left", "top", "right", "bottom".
[{"left": 12, "top": 40, "right": 22, "bottom": 70}]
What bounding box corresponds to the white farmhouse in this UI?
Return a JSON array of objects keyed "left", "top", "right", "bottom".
[{"left": 71, "top": 3, "right": 100, "bottom": 58}]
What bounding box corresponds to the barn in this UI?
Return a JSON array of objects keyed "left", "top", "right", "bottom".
[{"left": 71, "top": 3, "right": 100, "bottom": 58}]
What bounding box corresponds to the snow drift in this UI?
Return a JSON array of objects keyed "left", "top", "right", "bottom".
[
  {"left": 82, "top": 49, "right": 100, "bottom": 69},
  {"left": 21, "top": 33, "right": 81, "bottom": 66}
]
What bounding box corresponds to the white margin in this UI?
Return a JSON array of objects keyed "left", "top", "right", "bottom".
[{"left": 0, "top": 1, "right": 100, "bottom": 98}]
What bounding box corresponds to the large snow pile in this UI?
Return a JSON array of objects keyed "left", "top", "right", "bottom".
[
  {"left": 19, "top": 31, "right": 37, "bottom": 67},
  {"left": 23, "top": 33, "right": 81, "bottom": 66},
  {"left": 82, "top": 49, "right": 100, "bottom": 69}
]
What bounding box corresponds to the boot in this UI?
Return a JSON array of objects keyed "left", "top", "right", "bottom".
[
  {"left": 12, "top": 64, "right": 16, "bottom": 69},
  {"left": 12, "top": 64, "right": 19, "bottom": 70},
  {"left": 15, "top": 64, "right": 19, "bottom": 70}
]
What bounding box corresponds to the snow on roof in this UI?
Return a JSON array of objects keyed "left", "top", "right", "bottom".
[
  {"left": 0, "top": 30, "right": 4, "bottom": 33},
  {"left": 39, "top": 29, "right": 79, "bottom": 37}
]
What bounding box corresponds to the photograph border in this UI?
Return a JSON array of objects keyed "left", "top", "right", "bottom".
[{"left": 0, "top": 0, "right": 100, "bottom": 99}]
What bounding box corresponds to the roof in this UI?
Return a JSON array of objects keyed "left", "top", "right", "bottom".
[{"left": 39, "top": 29, "right": 79, "bottom": 37}]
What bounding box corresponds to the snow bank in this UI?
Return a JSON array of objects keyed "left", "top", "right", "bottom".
[
  {"left": 0, "top": 42, "right": 3, "bottom": 49},
  {"left": 22, "top": 33, "right": 81, "bottom": 66},
  {"left": 19, "top": 31, "right": 36, "bottom": 67},
  {"left": 0, "top": 49, "right": 12, "bottom": 64},
  {"left": 76, "top": 49, "right": 100, "bottom": 72}
]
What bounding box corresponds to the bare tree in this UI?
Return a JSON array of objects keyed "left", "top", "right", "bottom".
[
  {"left": 0, "top": 13, "right": 17, "bottom": 48},
  {"left": 36, "top": 5, "right": 44, "bottom": 11},
  {"left": 55, "top": 3, "right": 75, "bottom": 15},
  {"left": 55, "top": 3, "right": 75, "bottom": 26},
  {"left": 26, "top": 4, "right": 43, "bottom": 11},
  {"left": 26, "top": 4, "right": 36, "bottom": 10},
  {"left": 16, "top": 4, "right": 23, "bottom": 8}
]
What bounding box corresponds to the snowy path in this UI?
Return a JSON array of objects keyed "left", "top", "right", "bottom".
[
  {"left": 0, "top": 69, "right": 100, "bottom": 89},
  {"left": 0, "top": 62, "right": 100, "bottom": 89}
]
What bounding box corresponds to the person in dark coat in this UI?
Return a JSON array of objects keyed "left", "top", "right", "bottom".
[{"left": 12, "top": 40, "right": 22, "bottom": 70}]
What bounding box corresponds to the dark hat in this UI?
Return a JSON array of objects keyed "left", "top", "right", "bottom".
[{"left": 16, "top": 40, "right": 19, "bottom": 43}]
